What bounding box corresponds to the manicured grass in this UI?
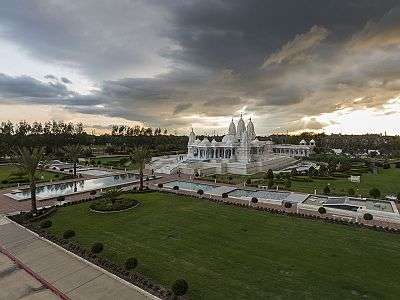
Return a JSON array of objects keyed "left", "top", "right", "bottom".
[
  {"left": 290, "top": 167, "right": 400, "bottom": 197},
  {"left": 45, "top": 192, "right": 400, "bottom": 299},
  {"left": 0, "top": 165, "right": 70, "bottom": 189}
]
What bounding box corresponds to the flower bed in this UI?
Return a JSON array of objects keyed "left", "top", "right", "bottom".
[{"left": 90, "top": 198, "right": 139, "bottom": 212}]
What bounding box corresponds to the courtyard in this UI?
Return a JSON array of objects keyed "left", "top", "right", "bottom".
[{"left": 39, "top": 191, "right": 400, "bottom": 299}]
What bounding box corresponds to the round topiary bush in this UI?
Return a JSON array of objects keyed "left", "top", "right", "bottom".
[
  {"left": 91, "top": 242, "right": 104, "bottom": 254},
  {"left": 318, "top": 207, "right": 326, "bottom": 214},
  {"left": 363, "top": 213, "right": 373, "bottom": 221},
  {"left": 157, "top": 183, "right": 163, "bottom": 188},
  {"left": 197, "top": 189, "right": 204, "bottom": 195},
  {"left": 172, "top": 279, "right": 189, "bottom": 297},
  {"left": 222, "top": 193, "right": 228, "bottom": 198},
  {"left": 1, "top": 179, "right": 9, "bottom": 184},
  {"left": 251, "top": 197, "right": 258, "bottom": 204},
  {"left": 63, "top": 229, "right": 75, "bottom": 239},
  {"left": 40, "top": 220, "right": 52, "bottom": 228},
  {"left": 173, "top": 185, "right": 179, "bottom": 190},
  {"left": 124, "top": 257, "right": 138, "bottom": 270},
  {"left": 57, "top": 195, "right": 65, "bottom": 202},
  {"left": 284, "top": 202, "right": 292, "bottom": 208}
]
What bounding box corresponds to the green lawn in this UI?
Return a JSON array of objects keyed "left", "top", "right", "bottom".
[
  {"left": 0, "top": 165, "right": 70, "bottom": 189},
  {"left": 44, "top": 192, "right": 400, "bottom": 299},
  {"left": 290, "top": 167, "right": 400, "bottom": 197}
]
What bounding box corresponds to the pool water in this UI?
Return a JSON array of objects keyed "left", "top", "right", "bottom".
[
  {"left": 6, "top": 173, "right": 139, "bottom": 201},
  {"left": 164, "top": 180, "right": 217, "bottom": 192},
  {"left": 228, "top": 190, "right": 290, "bottom": 202}
]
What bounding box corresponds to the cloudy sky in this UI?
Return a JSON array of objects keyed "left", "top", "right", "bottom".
[{"left": 1, "top": 0, "right": 400, "bottom": 135}]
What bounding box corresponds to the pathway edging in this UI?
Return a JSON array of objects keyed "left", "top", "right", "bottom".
[{"left": 6, "top": 217, "right": 161, "bottom": 300}]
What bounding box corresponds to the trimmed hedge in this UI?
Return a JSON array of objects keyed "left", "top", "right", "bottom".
[
  {"left": 125, "top": 257, "right": 138, "bottom": 270},
  {"left": 363, "top": 213, "right": 373, "bottom": 221},
  {"left": 40, "top": 220, "right": 52, "bottom": 228},
  {"left": 63, "top": 229, "right": 75, "bottom": 239},
  {"left": 284, "top": 202, "right": 292, "bottom": 209},
  {"left": 91, "top": 242, "right": 104, "bottom": 254},
  {"left": 173, "top": 186, "right": 179, "bottom": 190},
  {"left": 172, "top": 279, "right": 189, "bottom": 297},
  {"left": 197, "top": 189, "right": 204, "bottom": 195},
  {"left": 157, "top": 183, "right": 163, "bottom": 188}
]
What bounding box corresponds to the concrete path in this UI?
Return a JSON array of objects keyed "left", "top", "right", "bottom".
[
  {"left": 0, "top": 217, "right": 155, "bottom": 300},
  {"left": 0, "top": 252, "right": 59, "bottom": 300}
]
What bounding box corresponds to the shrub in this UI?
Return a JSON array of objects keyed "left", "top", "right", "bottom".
[
  {"left": 363, "top": 213, "right": 373, "bottom": 221},
  {"left": 1, "top": 179, "right": 9, "bottom": 184},
  {"left": 90, "top": 198, "right": 138, "bottom": 212},
  {"left": 157, "top": 183, "right": 163, "bottom": 188},
  {"left": 284, "top": 202, "right": 292, "bottom": 209},
  {"left": 63, "top": 230, "right": 75, "bottom": 239},
  {"left": 222, "top": 193, "right": 228, "bottom": 198},
  {"left": 197, "top": 189, "right": 204, "bottom": 195},
  {"left": 125, "top": 257, "right": 138, "bottom": 270},
  {"left": 318, "top": 207, "right": 326, "bottom": 214},
  {"left": 172, "top": 279, "right": 189, "bottom": 297},
  {"left": 323, "top": 185, "right": 330, "bottom": 195},
  {"left": 173, "top": 186, "right": 179, "bottom": 190},
  {"left": 54, "top": 174, "right": 59, "bottom": 178},
  {"left": 251, "top": 197, "right": 258, "bottom": 204},
  {"left": 369, "top": 187, "right": 381, "bottom": 199},
  {"left": 91, "top": 242, "right": 103, "bottom": 254},
  {"left": 57, "top": 195, "right": 65, "bottom": 202},
  {"left": 90, "top": 190, "right": 97, "bottom": 195},
  {"left": 245, "top": 178, "right": 251, "bottom": 184},
  {"left": 40, "top": 220, "right": 52, "bottom": 228},
  {"left": 383, "top": 163, "right": 391, "bottom": 169},
  {"left": 347, "top": 188, "right": 355, "bottom": 196},
  {"left": 396, "top": 162, "right": 400, "bottom": 169}
]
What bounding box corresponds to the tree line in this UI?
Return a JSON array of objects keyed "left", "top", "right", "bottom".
[{"left": 0, "top": 120, "right": 187, "bottom": 159}]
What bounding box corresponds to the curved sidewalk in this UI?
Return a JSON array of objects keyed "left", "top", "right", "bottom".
[{"left": 0, "top": 216, "right": 157, "bottom": 300}]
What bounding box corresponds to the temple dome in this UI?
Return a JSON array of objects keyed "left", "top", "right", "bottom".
[
  {"left": 309, "top": 139, "right": 316, "bottom": 146},
  {"left": 300, "top": 139, "right": 307, "bottom": 145},
  {"left": 211, "top": 138, "right": 217, "bottom": 145},
  {"left": 228, "top": 119, "right": 236, "bottom": 135},
  {"left": 247, "top": 118, "right": 256, "bottom": 140},
  {"left": 237, "top": 114, "right": 246, "bottom": 136},
  {"left": 222, "top": 134, "right": 235, "bottom": 145},
  {"left": 188, "top": 128, "right": 196, "bottom": 145}
]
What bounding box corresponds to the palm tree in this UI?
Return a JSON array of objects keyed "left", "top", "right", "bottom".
[
  {"left": 14, "top": 147, "right": 46, "bottom": 214},
  {"left": 63, "top": 144, "right": 82, "bottom": 177},
  {"left": 129, "top": 146, "right": 151, "bottom": 190}
]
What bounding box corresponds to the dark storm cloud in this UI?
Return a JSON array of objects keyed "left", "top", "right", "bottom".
[
  {"left": 0, "top": 73, "right": 70, "bottom": 99},
  {"left": 1, "top": 0, "right": 400, "bottom": 132},
  {"left": 173, "top": 103, "right": 192, "bottom": 115},
  {"left": 61, "top": 77, "right": 72, "bottom": 84}
]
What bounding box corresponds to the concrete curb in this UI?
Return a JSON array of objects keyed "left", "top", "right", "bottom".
[{"left": 6, "top": 217, "right": 161, "bottom": 300}]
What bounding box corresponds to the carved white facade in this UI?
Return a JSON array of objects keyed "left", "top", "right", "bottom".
[
  {"left": 148, "top": 116, "right": 315, "bottom": 175},
  {"left": 188, "top": 115, "right": 315, "bottom": 163}
]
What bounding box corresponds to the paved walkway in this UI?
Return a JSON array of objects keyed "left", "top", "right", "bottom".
[
  {"left": 0, "top": 217, "right": 155, "bottom": 300},
  {"left": 0, "top": 252, "right": 59, "bottom": 300}
]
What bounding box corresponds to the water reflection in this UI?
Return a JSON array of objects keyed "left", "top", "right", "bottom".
[{"left": 13, "top": 173, "right": 138, "bottom": 200}]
